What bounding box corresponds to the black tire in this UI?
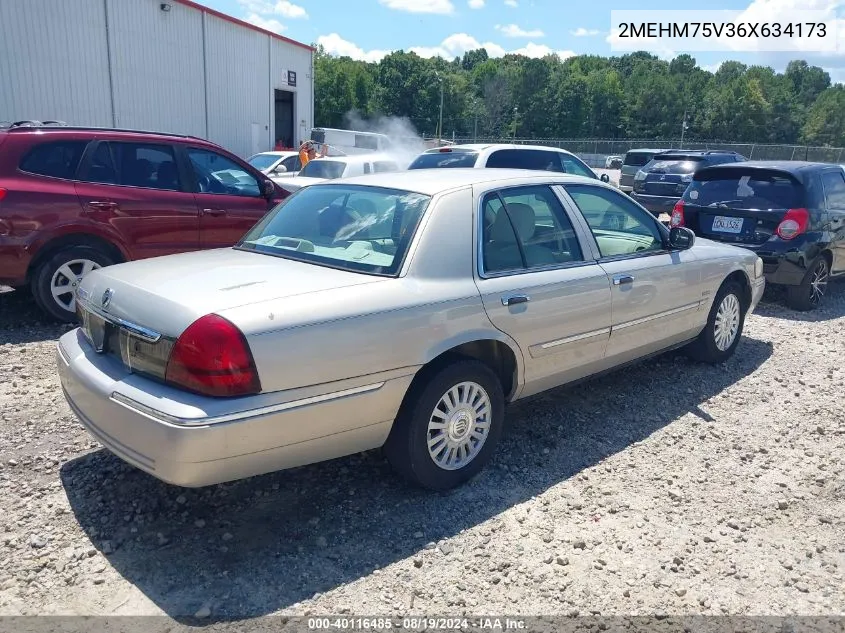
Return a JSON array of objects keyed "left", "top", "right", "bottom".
[
  {"left": 786, "top": 256, "right": 829, "bottom": 312},
  {"left": 384, "top": 359, "right": 505, "bottom": 491},
  {"left": 31, "top": 246, "right": 115, "bottom": 322},
  {"left": 685, "top": 280, "right": 746, "bottom": 364}
]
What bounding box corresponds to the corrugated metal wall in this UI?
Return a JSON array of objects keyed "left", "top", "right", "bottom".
[
  {"left": 0, "top": 0, "right": 313, "bottom": 158},
  {"left": 0, "top": 0, "right": 113, "bottom": 126}
]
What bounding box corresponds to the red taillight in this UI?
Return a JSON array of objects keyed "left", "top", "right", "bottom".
[
  {"left": 0, "top": 188, "right": 7, "bottom": 202},
  {"left": 776, "top": 208, "right": 809, "bottom": 240},
  {"left": 439, "top": 148, "right": 452, "bottom": 153},
  {"left": 670, "top": 200, "right": 685, "bottom": 227},
  {"left": 165, "top": 314, "right": 261, "bottom": 397}
]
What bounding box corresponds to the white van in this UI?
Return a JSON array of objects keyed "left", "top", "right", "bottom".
[{"left": 310, "top": 127, "right": 393, "bottom": 156}]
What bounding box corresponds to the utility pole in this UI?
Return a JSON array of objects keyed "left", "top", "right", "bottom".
[
  {"left": 512, "top": 106, "right": 518, "bottom": 142},
  {"left": 680, "top": 110, "right": 689, "bottom": 149}
]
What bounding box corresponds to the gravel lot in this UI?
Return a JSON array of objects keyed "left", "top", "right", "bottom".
[{"left": 0, "top": 281, "right": 843, "bottom": 622}]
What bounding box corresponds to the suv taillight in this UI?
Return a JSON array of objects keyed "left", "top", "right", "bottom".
[
  {"left": 670, "top": 201, "right": 685, "bottom": 227},
  {"left": 775, "top": 208, "right": 809, "bottom": 240},
  {"left": 165, "top": 314, "right": 261, "bottom": 397},
  {"left": 0, "top": 187, "right": 7, "bottom": 202}
]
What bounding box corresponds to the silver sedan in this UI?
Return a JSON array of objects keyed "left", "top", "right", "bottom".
[{"left": 56, "top": 170, "right": 765, "bottom": 491}]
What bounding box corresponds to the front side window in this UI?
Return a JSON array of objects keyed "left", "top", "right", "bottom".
[
  {"left": 565, "top": 184, "right": 664, "bottom": 258},
  {"left": 187, "top": 148, "right": 260, "bottom": 197},
  {"left": 19, "top": 140, "right": 88, "bottom": 179},
  {"left": 237, "top": 184, "right": 431, "bottom": 276},
  {"left": 280, "top": 155, "right": 300, "bottom": 172},
  {"left": 482, "top": 185, "right": 584, "bottom": 274},
  {"left": 248, "top": 153, "right": 281, "bottom": 171},
  {"left": 560, "top": 154, "right": 596, "bottom": 178},
  {"left": 299, "top": 159, "right": 347, "bottom": 179}
]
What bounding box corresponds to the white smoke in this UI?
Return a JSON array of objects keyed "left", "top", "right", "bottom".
[{"left": 342, "top": 111, "right": 428, "bottom": 168}]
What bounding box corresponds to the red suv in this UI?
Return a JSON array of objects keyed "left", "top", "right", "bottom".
[{"left": 0, "top": 126, "right": 289, "bottom": 321}]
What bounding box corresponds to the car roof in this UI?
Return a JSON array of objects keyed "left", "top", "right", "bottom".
[
  {"left": 695, "top": 160, "right": 837, "bottom": 175},
  {"left": 655, "top": 149, "right": 740, "bottom": 157},
  {"left": 0, "top": 125, "right": 209, "bottom": 144},
  {"left": 319, "top": 168, "right": 600, "bottom": 195},
  {"left": 625, "top": 148, "right": 671, "bottom": 154},
  {"left": 252, "top": 151, "right": 296, "bottom": 157},
  {"left": 421, "top": 143, "right": 576, "bottom": 155},
  {"left": 313, "top": 153, "right": 397, "bottom": 165}
]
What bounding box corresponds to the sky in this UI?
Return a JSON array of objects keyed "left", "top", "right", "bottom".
[{"left": 197, "top": 0, "right": 845, "bottom": 83}]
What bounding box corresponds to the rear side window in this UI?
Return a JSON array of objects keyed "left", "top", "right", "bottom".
[
  {"left": 623, "top": 152, "right": 654, "bottom": 167},
  {"left": 81, "top": 142, "right": 182, "bottom": 191},
  {"left": 408, "top": 151, "right": 479, "bottom": 169},
  {"left": 821, "top": 170, "right": 845, "bottom": 208},
  {"left": 19, "top": 141, "right": 88, "bottom": 179},
  {"left": 685, "top": 170, "right": 804, "bottom": 210}
]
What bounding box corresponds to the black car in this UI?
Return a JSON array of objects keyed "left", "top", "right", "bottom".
[
  {"left": 631, "top": 150, "right": 747, "bottom": 216},
  {"left": 670, "top": 161, "right": 845, "bottom": 311}
]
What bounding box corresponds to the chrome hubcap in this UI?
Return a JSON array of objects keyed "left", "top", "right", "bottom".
[
  {"left": 50, "top": 259, "right": 100, "bottom": 312},
  {"left": 714, "top": 293, "right": 741, "bottom": 351},
  {"left": 809, "top": 261, "right": 829, "bottom": 306},
  {"left": 427, "top": 381, "right": 492, "bottom": 471}
]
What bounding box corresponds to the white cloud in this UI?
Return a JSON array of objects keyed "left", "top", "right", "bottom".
[
  {"left": 606, "top": 26, "right": 676, "bottom": 60},
  {"left": 244, "top": 13, "right": 286, "bottom": 33},
  {"left": 468, "top": 0, "right": 485, "bottom": 7},
  {"left": 237, "top": 0, "right": 307, "bottom": 19},
  {"left": 410, "top": 33, "right": 507, "bottom": 58},
  {"left": 317, "top": 33, "right": 390, "bottom": 62},
  {"left": 496, "top": 24, "right": 544, "bottom": 38},
  {"left": 379, "top": 0, "right": 455, "bottom": 14},
  {"left": 504, "top": 0, "right": 518, "bottom": 6},
  {"left": 273, "top": 1, "right": 307, "bottom": 18},
  {"left": 511, "top": 43, "right": 576, "bottom": 59},
  {"left": 570, "top": 27, "right": 600, "bottom": 37}
]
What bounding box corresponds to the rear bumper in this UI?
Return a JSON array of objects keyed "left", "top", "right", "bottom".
[
  {"left": 725, "top": 241, "right": 819, "bottom": 287},
  {"left": 749, "top": 275, "right": 766, "bottom": 313},
  {"left": 630, "top": 193, "right": 678, "bottom": 216},
  {"left": 57, "top": 329, "right": 411, "bottom": 487}
]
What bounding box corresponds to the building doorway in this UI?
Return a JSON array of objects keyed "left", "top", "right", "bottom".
[{"left": 274, "top": 90, "right": 294, "bottom": 149}]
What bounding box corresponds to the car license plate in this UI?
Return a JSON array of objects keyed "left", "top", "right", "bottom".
[{"left": 712, "top": 216, "right": 744, "bottom": 233}]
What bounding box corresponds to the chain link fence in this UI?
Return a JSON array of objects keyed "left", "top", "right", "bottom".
[{"left": 446, "top": 137, "right": 845, "bottom": 168}]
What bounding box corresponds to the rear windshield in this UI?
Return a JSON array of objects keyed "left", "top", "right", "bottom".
[
  {"left": 644, "top": 156, "right": 704, "bottom": 175},
  {"left": 237, "top": 184, "right": 431, "bottom": 276},
  {"left": 623, "top": 152, "right": 657, "bottom": 167},
  {"left": 408, "top": 151, "right": 479, "bottom": 169},
  {"left": 300, "top": 159, "right": 347, "bottom": 179},
  {"left": 684, "top": 170, "right": 804, "bottom": 209}
]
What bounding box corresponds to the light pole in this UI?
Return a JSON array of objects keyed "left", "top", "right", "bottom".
[
  {"left": 512, "top": 106, "right": 518, "bottom": 142},
  {"left": 680, "top": 110, "right": 689, "bottom": 149},
  {"left": 434, "top": 71, "right": 444, "bottom": 144}
]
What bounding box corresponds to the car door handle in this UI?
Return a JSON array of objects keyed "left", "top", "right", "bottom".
[
  {"left": 501, "top": 294, "right": 530, "bottom": 306},
  {"left": 612, "top": 274, "right": 635, "bottom": 286},
  {"left": 201, "top": 208, "right": 227, "bottom": 216},
  {"left": 87, "top": 201, "right": 119, "bottom": 211}
]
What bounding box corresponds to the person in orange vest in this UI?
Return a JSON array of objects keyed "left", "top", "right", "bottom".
[{"left": 298, "top": 140, "right": 325, "bottom": 168}]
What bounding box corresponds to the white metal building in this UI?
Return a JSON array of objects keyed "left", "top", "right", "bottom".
[{"left": 0, "top": 0, "right": 315, "bottom": 158}]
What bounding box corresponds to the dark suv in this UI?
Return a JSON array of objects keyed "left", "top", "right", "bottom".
[
  {"left": 671, "top": 161, "right": 845, "bottom": 311},
  {"left": 632, "top": 150, "right": 747, "bottom": 216},
  {"left": 0, "top": 126, "right": 288, "bottom": 321}
]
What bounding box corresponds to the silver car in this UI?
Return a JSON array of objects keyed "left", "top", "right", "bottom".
[{"left": 56, "top": 170, "right": 766, "bottom": 491}]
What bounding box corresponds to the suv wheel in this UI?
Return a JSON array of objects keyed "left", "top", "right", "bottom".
[
  {"left": 384, "top": 360, "right": 505, "bottom": 491},
  {"left": 32, "top": 246, "right": 115, "bottom": 322},
  {"left": 786, "top": 256, "right": 829, "bottom": 312}
]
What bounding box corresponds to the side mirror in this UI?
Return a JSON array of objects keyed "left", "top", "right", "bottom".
[
  {"left": 262, "top": 179, "right": 275, "bottom": 198},
  {"left": 273, "top": 164, "right": 288, "bottom": 174},
  {"left": 668, "top": 226, "right": 695, "bottom": 250},
  {"left": 600, "top": 173, "right": 610, "bottom": 183}
]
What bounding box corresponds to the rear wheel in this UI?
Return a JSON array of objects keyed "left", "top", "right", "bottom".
[
  {"left": 786, "top": 256, "right": 829, "bottom": 312},
  {"left": 685, "top": 280, "right": 746, "bottom": 364},
  {"left": 384, "top": 360, "right": 505, "bottom": 491},
  {"left": 32, "top": 246, "right": 115, "bottom": 322}
]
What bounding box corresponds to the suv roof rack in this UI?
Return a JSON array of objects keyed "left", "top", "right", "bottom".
[{"left": 2, "top": 124, "right": 205, "bottom": 141}]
